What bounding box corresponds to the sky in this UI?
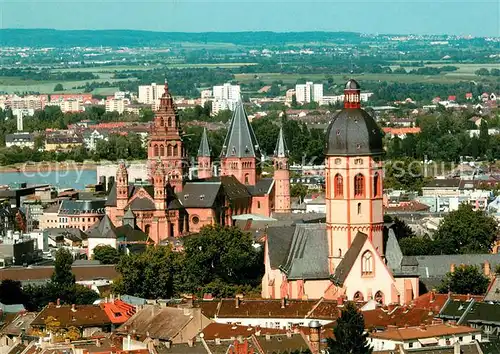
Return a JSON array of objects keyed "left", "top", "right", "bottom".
[{"left": 1, "top": 0, "right": 499, "bottom": 37}]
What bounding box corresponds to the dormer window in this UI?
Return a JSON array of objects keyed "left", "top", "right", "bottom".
[
  {"left": 231, "top": 147, "right": 236, "bottom": 156},
  {"left": 200, "top": 194, "right": 205, "bottom": 200}
]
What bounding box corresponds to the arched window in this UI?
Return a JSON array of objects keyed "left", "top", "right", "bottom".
[
  {"left": 144, "top": 224, "right": 151, "bottom": 235},
  {"left": 334, "top": 174, "right": 343, "bottom": 198},
  {"left": 374, "top": 291, "right": 384, "bottom": 304},
  {"left": 160, "top": 118, "right": 164, "bottom": 127},
  {"left": 167, "top": 145, "right": 173, "bottom": 157},
  {"left": 173, "top": 144, "right": 179, "bottom": 156},
  {"left": 244, "top": 174, "right": 249, "bottom": 184},
  {"left": 361, "top": 251, "right": 373, "bottom": 276},
  {"left": 167, "top": 117, "right": 173, "bottom": 127},
  {"left": 373, "top": 172, "right": 380, "bottom": 197},
  {"left": 257, "top": 201, "right": 261, "bottom": 209},
  {"left": 354, "top": 173, "right": 365, "bottom": 197},
  {"left": 159, "top": 144, "right": 164, "bottom": 156},
  {"left": 154, "top": 144, "right": 159, "bottom": 157},
  {"left": 353, "top": 291, "right": 364, "bottom": 302},
  {"left": 357, "top": 202, "right": 362, "bottom": 215}
]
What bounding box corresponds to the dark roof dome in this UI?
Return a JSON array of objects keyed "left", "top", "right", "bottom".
[
  {"left": 345, "top": 79, "right": 361, "bottom": 90},
  {"left": 325, "top": 80, "right": 384, "bottom": 157}
]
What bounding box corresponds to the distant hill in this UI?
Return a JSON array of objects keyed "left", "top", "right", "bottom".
[{"left": 0, "top": 29, "right": 363, "bottom": 47}]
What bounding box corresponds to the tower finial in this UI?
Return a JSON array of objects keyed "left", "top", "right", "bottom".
[{"left": 164, "top": 78, "right": 169, "bottom": 94}]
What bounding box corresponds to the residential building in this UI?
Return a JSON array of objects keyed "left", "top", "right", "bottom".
[
  {"left": 31, "top": 303, "right": 112, "bottom": 337},
  {"left": 137, "top": 82, "right": 166, "bottom": 105},
  {"left": 295, "top": 82, "right": 323, "bottom": 104},
  {"left": 368, "top": 323, "right": 481, "bottom": 351},
  {"left": 58, "top": 199, "right": 106, "bottom": 231},
  {"left": 5, "top": 132, "right": 35, "bottom": 149},
  {"left": 105, "top": 98, "right": 129, "bottom": 114},
  {"left": 116, "top": 305, "right": 212, "bottom": 344},
  {"left": 211, "top": 83, "right": 241, "bottom": 114},
  {"left": 45, "top": 131, "right": 83, "bottom": 152}
]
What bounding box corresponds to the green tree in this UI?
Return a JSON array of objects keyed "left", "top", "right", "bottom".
[
  {"left": 438, "top": 265, "right": 490, "bottom": 295},
  {"left": 51, "top": 248, "right": 75, "bottom": 286},
  {"left": 399, "top": 236, "right": 435, "bottom": 256},
  {"left": 54, "top": 83, "right": 64, "bottom": 91},
  {"left": 479, "top": 120, "right": 490, "bottom": 156},
  {"left": 326, "top": 302, "right": 372, "bottom": 354},
  {"left": 113, "top": 245, "right": 184, "bottom": 299},
  {"left": 291, "top": 183, "right": 308, "bottom": 201},
  {"left": 93, "top": 245, "right": 121, "bottom": 264},
  {"left": 433, "top": 203, "right": 499, "bottom": 254},
  {"left": 0, "top": 279, "right": 26, "bottom": 305},
  {"left": 182, "top": 225, "right": 263, "bottom": 296},
  {"left": 475, "top": 68, "right": 490, "bottom": 76}
]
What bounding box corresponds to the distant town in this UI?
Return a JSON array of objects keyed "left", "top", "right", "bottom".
[{"left": 0, "top": 29, "right": 499, "bottom": 354}]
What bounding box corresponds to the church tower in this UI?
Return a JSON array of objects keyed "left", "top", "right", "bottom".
[
  {"left": 324, "top": 79, "right": 385, "bottom": 273},
  {"left": 197, "top": 128, "right": 212, "bottom": 179},
  {"left": 153, "top": 160, "right": 166, "bottom": 210},
  {"left": 147, "top": 81, "right": 188, "bottom": 193},
  {"left": 273, "top": 127, "right": 291, "bottom": 213},
  {"left": 116, "top": 161, "right": 129, "bottom": 210},
  {"left": 220, "top": 101, "right": 260, "bottom": 185}
]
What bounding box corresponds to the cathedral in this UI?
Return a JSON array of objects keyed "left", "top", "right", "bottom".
[
  {"left": 105, "top": 82, "right": 291, "bottom": 243},
  {"left": 262, "top": 79, "right": 419, "bottom": 305}
]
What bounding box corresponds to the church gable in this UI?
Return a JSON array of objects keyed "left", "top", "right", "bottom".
[
  {"left": 127, "top": 187, "right": 156, "bottom": 211},
  {"left": 340, "top": 232, "right": 399, "bottom": 303}
]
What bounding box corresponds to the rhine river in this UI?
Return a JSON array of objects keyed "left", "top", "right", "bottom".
[{"left": 0, "top": 170, "right": 97, "bottom": 190}]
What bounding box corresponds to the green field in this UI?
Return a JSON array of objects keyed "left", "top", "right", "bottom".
[
  {"left": 0, "top": 76, "right": 136, "bottom": 94},
  {"left": 51, "top": 62, "right": 257, "bottom": 73}
]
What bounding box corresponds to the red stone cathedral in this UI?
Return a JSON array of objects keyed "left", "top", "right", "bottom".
[{"left": 105, "top": 82, "right": 291, "bottom": 243}]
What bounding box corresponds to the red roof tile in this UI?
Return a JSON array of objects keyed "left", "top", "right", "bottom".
[
  {"left": 100, "top": 299, "right": 136, "bottom": 324},
  {"left": 202, "top": 323, "right": 286, "bottom": 340},
  {"left": 412, "top": 292, "right": 484, "bottom": 313},
  {"left": 370, "top": 323, "right": 480, "bottom": 341},
  {"left": 31, "top": 304, "right": 111, "bottom": 328}
]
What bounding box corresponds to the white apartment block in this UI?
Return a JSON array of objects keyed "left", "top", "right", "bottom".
[
  {"left": 211, "top": 83, "right": 241, "bottom": 115},
  {"left": 0, "top": 94, "right": 47, "bottom": 111},
  {"left": 50, "top": 99, "right": 83, "bottom": 113},
  {"left": 295, "top": 82, "right": 323, "bottom": 104},
  {"left": 213, "top": 83, "right": 240, "bottom": 101},
  {"left": 105, "top": 98, "right": 129, "bottom": 114},
  {"left": 321, "top": 92, "right": 373, "bottom": 106},
  {"left": 211, "top": 99, "right": 239, "bottom": 115},
  {"left": 137, "top": 83, "right": 166, "bottom": 105}
]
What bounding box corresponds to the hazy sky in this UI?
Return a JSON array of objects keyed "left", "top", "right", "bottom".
[{"left": 1, "top": 0, "right": 499, "bottom": 36}]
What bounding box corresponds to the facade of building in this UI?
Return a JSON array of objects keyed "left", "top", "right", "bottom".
[
  {"left": 137, "top": 82, "right": 166, "bottom": 106},
  {"left": 295, "top": 82, "right": 323, "bottom": 104},
  {"left": 262, "top": 80, "right": 419, "bottom": 305},
  {"left": 105, "top": 83, "right": 290, "bottom": 243},
  {"left": 105, "top": 98, "right": 129, "bottom": 114},
  {"left": 5, "top": 133, "right": 35, "bottom": 148},
  {"left": 211, "top": 83, "right": 241, "bottom": 114}
]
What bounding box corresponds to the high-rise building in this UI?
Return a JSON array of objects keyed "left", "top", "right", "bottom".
[
  {"left": 211, "top": 83, "right": 241, "bottom": 115},
  {"left": 105, "top": 98, "right": 129, "bottom": 114},
  {"left": 295, "top": 82, "right": 323, "bottom": 104},
  {"left": 138, "top": 83, "right": 166, "bottom": 106}
]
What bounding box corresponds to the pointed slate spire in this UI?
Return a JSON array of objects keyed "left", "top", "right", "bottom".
[
  {"left": 123, "top": 207, "right": 136, "bottom": 228},
  {"left": 221, "top": 101, "right": 260, "bottom": 158},
  {"left": 198, "top": 128, "right": 211, "bottom": 157},
  {"left": 274, "top": 127, "right": 288, "bottom": 158}
]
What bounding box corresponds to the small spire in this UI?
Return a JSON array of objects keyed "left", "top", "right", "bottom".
[
  {"left": 198, "top": 127, "right": 211, "bottom": 157},
  {"left": 164, "top": 78, "right": 169, "bottom": 93},
  {"left": 274, "top": 127, "right": 288, "bottom": 158}
]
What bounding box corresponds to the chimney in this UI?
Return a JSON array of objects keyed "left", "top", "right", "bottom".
[
  {"left": 308, "top": 321, "right": 321, "bottom": 354},
  {"left": 281, "top": 297, "right": 286, "bottom": 309},
  {"left": 165, "top": 341, "right": 172, "bottom": 349},
  {"left": 454, "top": 340, "right": 460, "bottom": 354},
  {"left": 293, "top": 324, "right": 300, "bottom": 334},
  {"left": 96, "top": 339, "right": 101, "bottom": 347},
  {"left": 215, "top": 338, "right": 221, "bottom": 345},
  {"left": 71, "top": 304, "right": 76, "bottom": 312},
  {"left": 235, "top": 296, "right": 241, "bottom": 309},
  {"left": 187, "top": 339, "right": 193, "bottom": 347},
  {"left": 450, "top": 263, "right": 455, "bottom": 272},
  {"left": 485, "top": 261, "right": 491, "bottom": 276},
  {"left": 430, "top": 290, "right": 436, "bottom": 303},
  {"left": 255, "top": 325, "right": 261, "bottom": 336},
  {"left": 56, "top": 299, "right": 61, "bottom": 307},
  {"left": 286, "top": 330, "right": 292, "bottom": 338}
]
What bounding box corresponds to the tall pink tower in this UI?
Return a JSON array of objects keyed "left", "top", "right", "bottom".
[
  {"left": 324, "top": 79, "right": 385, "bottom": 274},
  {"left": 273, "top": 127, "right": 291, "bottom": 213}
]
